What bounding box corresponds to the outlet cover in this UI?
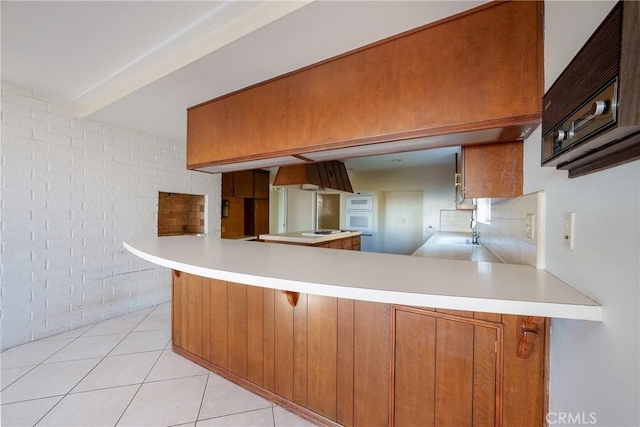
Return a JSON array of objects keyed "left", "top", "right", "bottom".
[
  {"left": 564, "top": 212, "right": 575, "bottom": 249},
  {"left": 526, "top": 213, "right": 535, "bottom": 239}
]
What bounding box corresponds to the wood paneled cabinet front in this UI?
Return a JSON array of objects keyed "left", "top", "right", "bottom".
[
  {"left": 172, "top": 272, "right": 547, "bottom": 426},
  {"left": 460, "top": 140, "right": 524, "bottom": 201}
]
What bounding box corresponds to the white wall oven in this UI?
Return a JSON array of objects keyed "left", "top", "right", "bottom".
[
  {"left": 345, "top": 194, "right": 373, "bottom": 211},
  {"left": 346, "top": 194, "right": 374, "bottom": 235}
]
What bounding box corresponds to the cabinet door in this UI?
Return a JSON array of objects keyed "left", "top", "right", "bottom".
[
  {"left": 254, "top": 170, "right": 270, "bottom": 199},
  {"left": 222, "top": 173, "right": 234, "bottom": 197},
  {"left": 233, "top": 170, "right": 254, "bottom": 198},
  {"left": 254, "top": 199, "right": 269, "bottom": 236},
  {"left": 393, "top": 307, "right": 501, "bottom": 426},
  {"left": 463, "top": 141, "right": 523, "bottom": 198}
]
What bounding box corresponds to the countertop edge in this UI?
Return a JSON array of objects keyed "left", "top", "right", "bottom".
[
  {"left": 258, "top": 230, "right": 362, "bottom": 244},
  {"left": 123, "top": 238, "right": 603, "bottom": 322}
]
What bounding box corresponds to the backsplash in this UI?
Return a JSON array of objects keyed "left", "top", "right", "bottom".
[
  {"left": 477, "top": 191, "right": 545, "bottom": 268},
  {"left": 158, "top": 192, "right": 205, "bottom": 236},
  {"left": 440, "top": 209, "right": 472, "bottom": 232}
]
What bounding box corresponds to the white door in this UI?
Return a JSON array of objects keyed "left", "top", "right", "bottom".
[{"left": 383, "top": 191, "right": 423, "bottom": 255}]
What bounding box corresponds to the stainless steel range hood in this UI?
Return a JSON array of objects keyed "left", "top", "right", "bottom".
[{"left": 273, "top": 160, "right": 353, "bottom": 193}]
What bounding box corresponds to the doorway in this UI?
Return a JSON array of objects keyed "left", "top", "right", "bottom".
[{"left": 383, "top": 191, "right": 423, "bottom": 255}]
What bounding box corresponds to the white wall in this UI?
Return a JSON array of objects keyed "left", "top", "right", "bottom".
[
  {"left": 349, "top": 164, "right": 456, "bottom": 244},
  {"left": 529, "top": 2, "right": 639, "bottom": 424},
  {"left": 0, "top": 83, "right": 221, "bottom": 350}
]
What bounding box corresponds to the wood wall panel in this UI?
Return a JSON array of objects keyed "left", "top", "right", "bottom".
[
  {"left": 171, "top": 271, "right": 185, "bottom": 349},
  {"left": 209, "top": 279, "right": 228, "bottom": 368},
  {"left": 247, "top": 285, "right": 264, "bottom": 386},
  {"left": 186, "top": 274, "right": 203, "bottom": 357},
  {"left": 293, "top": 293, "right": 308, "bottom": 407},
  {"left": 473, "top": 326, "right": 498, "bottom": 426},
  {"left": 201, "top": 279, "right": 211, "bottom": 362},
  {"left": 502, "top": 315, "right": 545, "bottom": 426},
  {"left": 187, "top": 1, "right": 542, "bottom": 169},
  {"left": 307, "top": 295, "right": 338, "bottom": 420},
  {"left": 274, "top": 290, "right": 294, "bottom": 400},
  {"left": 434, "top": 318, "right": 474, "bottom": 426},
  {"left": 227, "top": 282, "right": 248, "bottom": 377},
  {"left": 262, "top": 288, "right": 276, "bottom": 392},
  {"left": 394, "top": 310, "right": 436, "bottom": 426},
  {"left": 337, "top": 299, "right": 355, "bottom": 427},
  {"left": 354, "top": 301, "right": 390, "bottom": 426}
]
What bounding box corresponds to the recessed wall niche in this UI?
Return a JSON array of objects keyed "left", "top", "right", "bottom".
[{"left": 158, "top": 192, "right": 205, "bottom": 236}]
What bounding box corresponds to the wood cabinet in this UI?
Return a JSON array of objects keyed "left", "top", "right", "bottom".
[
  {"left": 222, "top": 170, "right": 270, "bottom": 199},
  {"left": 187, "top": 1, "right": 542, "bottom": 171},
  {"left": 222, "top": 170, "right": 254, "bottom": 198},
  {"left": 221, "top": 169, "right": 270, "bottom": 238},
  {"left": 265, "top": 235, "right": 361, "bottom": 251},
  {"left": 172, "top": 272, "right": 548, "bottom": 426},
  {"left": 459, "top": 141, "right": 523, "bottom": 201}
]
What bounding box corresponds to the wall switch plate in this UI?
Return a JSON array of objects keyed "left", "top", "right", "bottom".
[
  {"left": 564, "top": 212, "right": 575, "bottom": 249},
  {"left": 526, "top": 213, "right": 535, "bottom": 239}
]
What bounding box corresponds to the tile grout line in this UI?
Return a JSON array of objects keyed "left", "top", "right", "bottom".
[
  {"left": 32, "top": 311, "right": 153, "bottom": 426},
  {"left": 112, "top": 351, "right": 166, "bottom": 427},
  {"left": 194, "top": 371, "right": 211, "bottom": 425},
  {"left": 7, "top": 305, "right": 162, "bottom": 425}
]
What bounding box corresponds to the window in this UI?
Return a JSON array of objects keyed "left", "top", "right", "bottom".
[{"left": 476, "top": 198, "right": 491, "bottom": 224}]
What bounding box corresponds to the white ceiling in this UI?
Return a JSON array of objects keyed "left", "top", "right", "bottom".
[{"left": 1, "top": 0, "right": 489, "bottom": 169}]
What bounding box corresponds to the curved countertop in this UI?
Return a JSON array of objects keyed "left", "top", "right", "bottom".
[{"left": 123, "top": 235, "right": 602, "bottom": 321}]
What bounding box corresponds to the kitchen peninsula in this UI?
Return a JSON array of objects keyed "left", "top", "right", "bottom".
[
  {"left": 124, "top": 235, "right": 601, "bottom": 426},
  {"left": 260, "top": 230, "right": 361, "bottom": 250}
]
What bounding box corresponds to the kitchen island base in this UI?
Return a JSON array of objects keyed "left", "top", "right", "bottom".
[{"left": 172, "top": 270, "right": 548, "bottom": 426}]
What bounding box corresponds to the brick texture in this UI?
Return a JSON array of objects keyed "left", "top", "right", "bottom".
[{"left": 0, "top": 83, "right": 221, "bottom": 349}]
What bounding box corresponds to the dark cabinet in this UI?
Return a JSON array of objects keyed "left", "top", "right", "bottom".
[
  {"left": 221, "top": 169, "right": 270, "bottom": 238},
  {"left": 222, "top": 170, "right": 255, "bottom": 198}
]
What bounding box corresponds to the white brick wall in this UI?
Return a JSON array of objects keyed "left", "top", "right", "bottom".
[{"left": 0, "top": 82, "right": 222, "bottom": 350}]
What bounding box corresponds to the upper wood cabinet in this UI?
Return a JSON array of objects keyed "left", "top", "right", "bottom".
[
  {"left": 253, "top": 170, "right": 270, "bottom": 199},
  {"left": 186, "top": 1, "right": 543, "bottom": 171},
  {"left": 461, "top": 140, "right": 523, "bottom": 199},
  {"left": 222, "top": 170, "right": 254, "bottom": 198}
]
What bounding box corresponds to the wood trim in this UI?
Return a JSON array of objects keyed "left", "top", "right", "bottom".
[{"left": 173, "top": 345, "right": 340, "bottom": 427}]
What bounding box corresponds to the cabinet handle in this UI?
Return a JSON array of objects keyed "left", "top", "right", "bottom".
[
  {"left": 516, "top": 316, "right": 544, "bottom": 359},
  {"left": 281, "top": 290, "right": 300, "bottom": 307}
]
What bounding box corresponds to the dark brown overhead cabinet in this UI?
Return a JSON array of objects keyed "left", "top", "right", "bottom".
[{"left": 186, "top": 1, "right": 543, "bottom": 173}]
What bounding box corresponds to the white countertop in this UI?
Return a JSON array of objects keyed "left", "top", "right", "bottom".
[
  {"left": 259, "top": 230, "right": 362, "bottom": 244},
  {"left": 412, "top": 232, "right": 503, "bottom": 263},
  {"left": 123, "top": 235, "right": 602, "bottom": 321}
]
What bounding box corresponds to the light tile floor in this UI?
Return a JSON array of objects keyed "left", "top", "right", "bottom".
[{"left": 1, "top": 303, "right": 315, "bottom": 427}]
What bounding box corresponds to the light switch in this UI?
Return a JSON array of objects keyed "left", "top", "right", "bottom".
[
  {"left": 526, "top": 213, "right": 535, "bottom": 239},
  {"left": 564, "top": 212, "right": 575, "bottom": 249}
]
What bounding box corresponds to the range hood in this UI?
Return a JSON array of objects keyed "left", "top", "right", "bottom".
[{"left": 273, "top": 160, "right": 353, "bottom": 193}]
